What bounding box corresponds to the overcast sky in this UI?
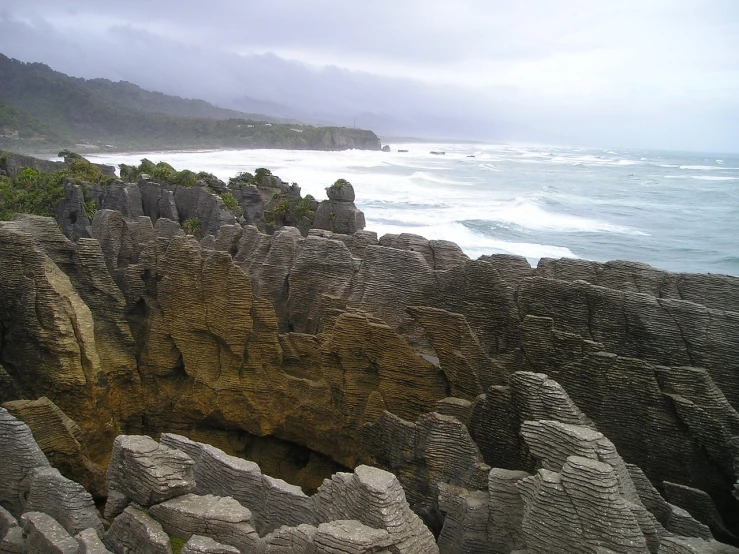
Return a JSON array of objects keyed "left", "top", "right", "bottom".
[{"left": 1, "top": 1, "right": 738, "bottom": 151}]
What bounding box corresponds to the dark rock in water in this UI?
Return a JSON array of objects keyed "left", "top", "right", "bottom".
[
  {"left": 398, "top": 149, "right": 409, "bottom": 152},
  {"left": 382, "top": 145, "right": 391, "bottom": 152},
  {"left": 430, "top": 151, "right": 446, "bottom": 155},
  {"left": 313, "top": 181, "right": 365, "bottom": 235},
  {"left": 326, "top": 181, "right": 356, "bottom": 203}
]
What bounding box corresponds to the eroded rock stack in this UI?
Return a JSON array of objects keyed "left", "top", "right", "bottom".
[
  {"left": 0, "top": 409, "right": 436, "bottom": 553},
  {"left": 1, "top": 162, "right": 739, "bottom": 552}
]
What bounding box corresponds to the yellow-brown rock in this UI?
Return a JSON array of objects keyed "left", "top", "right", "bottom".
[{"left": 2, "top": 397, "right": 107, "bottom": 498}]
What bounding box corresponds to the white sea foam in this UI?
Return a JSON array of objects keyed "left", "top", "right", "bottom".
[
  {"left": 85, "top": 143, "right": 735, "bottom": 273},
  {"left": 678, "top": 164, "right": 739, "bottom": 171},
  {"left": 692, "top": 176, "right": 739, "bottom": 181},
  {"left": 365, "top": 219, "right": 577, "bottom": 265}
]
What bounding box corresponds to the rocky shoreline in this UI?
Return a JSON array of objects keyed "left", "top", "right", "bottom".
[{"left": 1, "top": 155, "right": 738, "bottom": 553}]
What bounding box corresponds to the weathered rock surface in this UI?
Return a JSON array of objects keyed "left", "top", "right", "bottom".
[
  {"left": 20, "top": 512, "right": 79, "bottom": 554},
  {"left": 159, "top": 434, "right": 314, "bottom": 535},
  {"left": 20, "top": 466, "right": 103, "bottom": 537},
  {"left": 0, "top": 408, "right": 50, "bottom": 517},
  {"left": 180, "top": 535, "right": 239, "bottom": 554},
  {"left": 149, "top": 494, "right": 260, "bottom": 553},
  {"left": 313, "top": 465, "right": 439, "bottom": 554},
  {"left": 3, "top": 397, "right": 106, "bottom": 498},
  {"left": 76, "top": 528, "right": 114, "bottom": 554},
  {"left": 106, "top": 435, "right": 195, "bottom": 515},
  {"left": 103, "top": 506, "right": 172, "bottom": 554},
  {"left": 3, "top": 164, "right": 739, "bottom": 552},
  {"left": 56, "top": 180, "right": 92, "bottom": 240},
  {"left": 312, "top": 182, "right": 365, "bottom": 235},
  {"left": 313, "top": 520, "right": 393, "bottom": 554}
]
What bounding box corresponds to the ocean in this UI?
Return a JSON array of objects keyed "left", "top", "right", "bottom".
[{"left": 86, "top": 143, "right": 739, "bottom": 277}]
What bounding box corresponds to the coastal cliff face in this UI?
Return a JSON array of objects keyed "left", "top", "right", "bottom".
[{"left": 1, "top": 168, "right": 739, "bottom": 553}]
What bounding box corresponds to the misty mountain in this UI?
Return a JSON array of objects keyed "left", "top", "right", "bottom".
[
  {"left": 0, "top": 54, "right": 286, "bottom": 132},
  {"left": 0, "top": 54, "right": 380, "bottom": 152}
]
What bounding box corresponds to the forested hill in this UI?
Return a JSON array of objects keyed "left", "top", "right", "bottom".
[{"left": 0, "top": 54, "right": 381, "bottom": 152}]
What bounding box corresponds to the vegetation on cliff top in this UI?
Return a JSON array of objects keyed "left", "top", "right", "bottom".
[
  {"left": 0, "top": 154, "right": 113, "bottom": 220},
  {"left": 0, "top": 152, "right": 352, "bottom": 240}
]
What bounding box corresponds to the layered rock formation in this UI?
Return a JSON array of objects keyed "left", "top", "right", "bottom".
[{"left": 1, "top": 161, "right": 739, "bottom": 552}]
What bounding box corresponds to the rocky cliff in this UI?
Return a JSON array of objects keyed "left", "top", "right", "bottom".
[{"left": 1, "top": 163, "right": 739, "bottom": 553}]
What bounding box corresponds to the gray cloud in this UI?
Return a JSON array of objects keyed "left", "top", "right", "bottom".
[{"left": 1, "top": 1, "right": 738, "bottom": 151}]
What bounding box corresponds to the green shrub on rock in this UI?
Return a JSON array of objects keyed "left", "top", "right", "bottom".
[{"left": 184, "top": 217, "right": 201, "bottom": 235}]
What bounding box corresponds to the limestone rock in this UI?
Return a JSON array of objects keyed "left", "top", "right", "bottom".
[
  {"left": 0, "top": 526, "right": 24, "bottom": 554},
  {"left": 313, "top": 183, "right": 365, "bottom": 236},
  {"left": 516, "top": 277, "right": 739, "bottom": 410},
  {"left": 434, "top": 398, "right": 473, "bottom": 426},
  {"left": 101, "top": 181, "right": 145, "bottom": 219},
  {"left": 326, "top": 182, "right": 356, "bottom": 203},
  {"left": 0, "top": 364, "right": 22, "bottom": 405},
  {"left": 536, "top": 257, "right": 739, "bottom": 314},
  {"left": 262, "top": 524, "right": 316, "bottom": 554},
  {"left": 180, "top": 535, "right": 239, "bottom": 554},
  {"left": 0, "top": 215, "right": 141, "bottom": 458},
  {"left": 159, "top": 434, "right": 313, "bottom": 535},
  {"left": 487, "top": 468, "right": 530, "bottom": 554},
  {"left": 286, "top": 235, "right": 354, "bottom": 333},
  {"left": 56, "top": 180, "right": 92, "bottom": 240},
  {"left": 3, "top": 397, "right": 106, "bottom": 498},
  {"left": 20, "top": 466, "right": 103, "bottom": 537},
  {"left": 92, "top": 209, "right": 154, "bottom": 278},
  {"left": 229, "top": 183, "right": 265, "bottom": 230},
  {"left": 408, "top": 305, "right": 508, "bottom": 399},
  {"left": 0, "top": 150, "right": 67, "bottom": 177},
  {"left": 477, "top": 254, "right": 534, "bottom": 283},
  {"left": 102, "top": 506, "right": 172, "bottom": 554},
  {"left": 518, "top": 458, "right": 649, "bottom": 554},
  {"left": 20, "top": 512, "right": 79, "bottom": 554},
  {"left": 76, "top": 528, "right": 114, "bottom": 554},
  {"left": 518, "top": 315, "right": 738, "bottom": 530},
  {"left": 139, "top": 180, "right": 179, "bottom": 223},
  {"left": 437, "top": 483, "right": 489, "bottom": 554},
  {"left": 106, "top": 435, "right": 195, "bottom": 513},
  {"left": 361, "top": 411, "right": 489, "bottom": 520},
  {"left": 174, "top": 182, "right": 236, "bottom": 237},
  {"left": 658, "top": 536, "right": 739, "bottom": 554},
  {"left": 153, "top": 217, "right": 185, "bottom": 238},
  {"left": 313, "top": 465, "right": 439, "bottom": 554},
  {"left": 313, "top": 520, "right": 393, "bottom": 554},
  {"left": 0, "top": 408, "right": 50, "bottom": 517},
  {"left": 149, "top": 494, "right": 260, "bottom": 553},
  {"left": 0, "top": 506, "right": 19, "bottom": 543},
  {"left": 663, "top": 481, "right": 733, "bottom": 541}
]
